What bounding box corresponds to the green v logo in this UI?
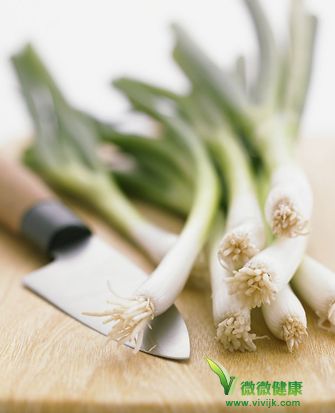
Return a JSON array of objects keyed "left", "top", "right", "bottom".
[{"left": 206, "top": 358, "right": 237, "bottom": 395}]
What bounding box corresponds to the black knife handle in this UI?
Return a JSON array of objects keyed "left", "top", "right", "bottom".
[{"left": 21, "top": 200, "right": 91, "bottom": 256}]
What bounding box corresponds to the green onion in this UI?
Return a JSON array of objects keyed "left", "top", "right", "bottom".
[
  {"left": 106, "top": 77, "right": 266, "bottom": 271},
  {"left": 85, "top": 77, "right": 220, "bottom": 350},
  {"left": 179, "top": 90, "right": 266, "bottom": 270},
  {"left": 172, "top": 0, "right": 317, "bottom": 239},
  {"left": 292, "top": 256, "right": 335, "bottom": 333},
  {"left": 95, "top": 125, "right": 194, "bottom": 215},
  {"left": 228, "top": 235, "right": 308, "bottom": 308},
  {"left": 262, "top": 284, "right": 307, "bottom": 352},
  {"left": 12, "top": 44, "right": 177, "bottom": 264},
  {"left": 213, "top": 128, "right": 266, "bottom": 271},
  {"left": 243, "top": 0, "right": 280, "bottom": 105},
  {"left": 209, "top": 213, "right": 259, "bottom": 352}
]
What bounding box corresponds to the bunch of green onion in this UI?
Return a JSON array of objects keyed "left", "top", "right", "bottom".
[{"left": 12, "top": 0, "right": 335, "bottom": 353}]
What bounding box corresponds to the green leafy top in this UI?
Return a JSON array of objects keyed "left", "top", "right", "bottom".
[{"left": 12, "top": 44, "right": 101, "bottom": 173}]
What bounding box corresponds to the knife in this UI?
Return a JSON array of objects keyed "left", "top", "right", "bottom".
[{"left": 0, "top": 157, "right": 190, "bottom": 360}]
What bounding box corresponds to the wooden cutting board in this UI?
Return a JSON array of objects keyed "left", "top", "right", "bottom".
[{"left": 0, "top": 138, "right": 335, "bottom": 413}]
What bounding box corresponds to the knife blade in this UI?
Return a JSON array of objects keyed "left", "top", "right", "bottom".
[{"left": 0, "top": 157, "right": 190, "bottom": 360}]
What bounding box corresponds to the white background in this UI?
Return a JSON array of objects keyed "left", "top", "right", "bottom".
[{"left": 0, "top": 0, "right": 334, "bottom": 147}]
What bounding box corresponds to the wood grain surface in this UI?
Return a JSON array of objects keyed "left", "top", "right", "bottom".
[
  {"left": 0, "top": 156, "right": 53, "bottom": 232},
  {"left": 0, "top": 139, "right": 335, "bottom": 413}
]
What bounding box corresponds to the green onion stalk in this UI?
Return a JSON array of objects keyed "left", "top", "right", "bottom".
[
  {"left": 95, "top": 124, "right": 194, "bottom": 216},
  {"left": 171, "top": 0, "right": 317, "bottom": 308},
  {"left": 180, "top": 90, "right": 266, "bottom": 272},
  {"left": 209, "top": 213, "right": 260, "bottom": 352},
  {"left": 104, "top": 119, "right": 264, "bottom": 352},
  {"left": 92, "top": 80, "right": 264, "bottom": 350},
  {"left": 12, "top": 45, "right": 178, "bottom": 264},
  {"left": 172, "top": 0, "right": 317, "bottom": 239},
  {"left": 106, "top": 122, "right": 335, "bottom": 345},
  {"left": 84, "top": 78, "right": 220, "bottom": 350},
  {"left": 102, "top": 77, "right": 266, "bottom": 272}
]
